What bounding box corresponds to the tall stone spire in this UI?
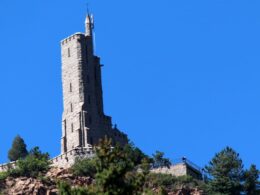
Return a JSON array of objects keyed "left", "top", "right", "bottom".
[
  {"left": 60, "top": 14, "right": 127, "bottom": 155},
  {"left": 85, "top": 14, "right": 94, "bottom": 36}
]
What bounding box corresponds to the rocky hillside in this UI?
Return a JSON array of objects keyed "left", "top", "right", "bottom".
[
  {"left": 0, "top": 167, "right": 203, "bottom": 195},
  {"left": 1, "top": 168, "right": 90, "bottom": 195}
]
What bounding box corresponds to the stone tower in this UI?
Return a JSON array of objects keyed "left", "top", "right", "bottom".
[{"left": 60, "top": 14, "right": 127, "bottom": 154}]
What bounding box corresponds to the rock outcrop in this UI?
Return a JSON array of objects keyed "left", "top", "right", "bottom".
[
  {"left": 0, "top": 167, "right": 92, "bottom": 195},
  {"left": 0, "top": 168, "right": 203, "bottom": 195}
]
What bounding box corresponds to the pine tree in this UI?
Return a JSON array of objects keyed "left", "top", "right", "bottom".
[
  {"left": 205, "top": 146, "right": 244, "bottom": 195},
  {"left": 152, "top": 151, "right": 171, "bottom": 168},
  {"left": 89, "top": 137, "right": 148, "bottom": 195},
  {"left": 243, "top": 164, "right": 260, "bottom": 195},
  {"left": 8, "top": 135, "right": 28, "bottom": 161}
]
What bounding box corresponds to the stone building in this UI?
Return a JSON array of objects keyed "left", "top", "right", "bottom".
[
  {"left": 0, "top": 14, "right": 205, "bottom": 177},
  {"left": 0, "top": 13, "right": 128, "bottom": 170},
  {"left": 151, "top": 158, "right": 203, "bottom": 180},
  {"left": 60, "top": 14, "right": 128, "bottom": 154}
]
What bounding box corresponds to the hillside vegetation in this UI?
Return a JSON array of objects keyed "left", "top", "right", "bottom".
[{"left": 0, "top": 136, "right": 259, "bottom": 195}]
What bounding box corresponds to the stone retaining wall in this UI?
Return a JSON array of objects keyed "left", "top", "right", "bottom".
[
  {"left": 151, "top": 163, "right": 187, "bottom": 177},
  {"left": 151, "top": 163, "right": 202, "bottom": 180},
  {"left": 0, "top": 147, "right": 95, "bottom": 172},
  {"left": 0, "top": 161, "right": 16, "bottom": 172},
  {"left": 51, "top": 147, "right": 95, "bottom": 168}
]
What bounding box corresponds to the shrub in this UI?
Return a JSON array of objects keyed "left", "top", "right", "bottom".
[
  {"left": 145, "top": 173, "right": 175, "bottom": 189},
  {"left": 9, "top": 146, "right": 50, "bottom": 178},
  {"left": 58, "top": 181, "right": 71, "bottom": 195},
  {"left": 0, "top": 172, "right": 8, "bottom": 181},
  {"left": 145, "top": 173, "right": 204, "bottom": 192},
  {"left": 0, "top": 172, "right": 8, "bottom": 194},
  {"left": 152, "top": 151, "right": 171, "bottom": 169},
  {"left": 58, "top": 181, "right": 89, "bottom": 195},
  {"left": 71, "top": 158, "right": 97, "bottom": 178}
]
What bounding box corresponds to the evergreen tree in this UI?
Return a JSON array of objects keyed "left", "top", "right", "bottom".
[
  {"left": 152, "top": 151, "right": 171, "bottom": 168},
  {"left": 123, "top": 142, "right": 150, "bottom": 166},
  {"left": 9, "top": 146, "right": 50, "bottom": 178},
  {"left": 243, "top": 164, "right": 260, "bottom": 195},
  {"left": 87, "top": 137, "right": 147, "bottom": 195},
  {"left": 205, "top": 147, "right": 244, "bottom": 195},
  {"left": 8, "top": 135, "right": 28, "bottom": 161},
  {"left": 94, "top": 138, "right": 134, "bottom": 194}
]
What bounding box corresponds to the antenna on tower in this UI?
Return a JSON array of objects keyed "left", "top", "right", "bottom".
[{"left": 85, "top": 1, "right": 96, "bottom": 53}]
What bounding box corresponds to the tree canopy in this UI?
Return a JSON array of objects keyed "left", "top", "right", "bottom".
[
  {"left": 152, "top": 151, "right": 171, "bottom": 168},
  {"left": 205, "top": 147, "right": 244, "bottom": 195},
  {"left": 244, "top": 164, "right": 260, "bottom": 195},
  {"left": 8, "top": 135, "right": 28, "bottom": 162}
]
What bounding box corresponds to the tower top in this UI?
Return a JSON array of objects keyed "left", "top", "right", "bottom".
[{"left": 85, "top": 14, "right": 94, "bottom": 36}]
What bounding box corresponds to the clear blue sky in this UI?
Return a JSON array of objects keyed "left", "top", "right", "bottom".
[{"left": 0, "top": 0, "right": 260, "bottom": 169}]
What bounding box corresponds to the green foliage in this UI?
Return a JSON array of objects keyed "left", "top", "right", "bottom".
[
  {"left": 140, "top": 157, "right": 151, "bottom": 176},
  {"left": 9, "top": 146, "right": 50, "bottom": 178},
  {"left": 58, "top": 181, "right": 90, "bottom": 195},
  {"left": 73, "top": 137, "right": 150, "bottom": 195},
  {"left": 145, "top": 173, "right": 201, "bottom": 190},
  {"left": 93, "top": 138, "right": 136, "bottom": 194},
  {"left": 70, "top": 187, "right": 89, "bottom": 195},
  {"left": 243, "top": 164, "right": 260, "bottom": 195},
  {"left": 71, "top": 158, "right": 97, "bottom": 178},
  {"left": 175, "top": 175, "right": 204, "bottom": 188},
  {"left": 58, "top": 181, "right": 72, "bottom": 195},
  {"left": 152, "top": 151, "right": 171, "bottom": 168},
  {"left": 205, "top": 146, "right": 244, "bottom": 195},
  {"left": 65, "top": 138, "right": 206, "bottom": 194},
  {"left": 0, "top": 171, "right": 9, "bottom": 193},
  {"left": 124, "top": 142, "right": 151, "bottom": 166},
  {"left": 67, "top": 137, "right": 151, "bottom": 195},
  {"left": 29, "top": 146, "right": 49, "bottom": 160},
  {"left": 8, "top": 135, "right": 28, "bottom": 161},
  {"left": 145, "top": 173, "right": 174, "bottom": 189},
  {"left": 0, "top": 172, "right": 8, "bottom": 182},
  {"left": 37, "top": 175, "right": 53, "bottom": 186}
]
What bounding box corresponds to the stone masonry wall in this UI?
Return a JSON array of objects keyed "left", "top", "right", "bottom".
[
  {"left": 0, "top": 161, "right": 16, "bottom": 172},
  {"left": 61, "top": 33, "right": 86, "bottom": 153},
  {"left": 51, "top": 147, "right": 95, "bottom": 169},
  {"left": 0, "top": 148, "right": 95, "bottom": 172},
  {"left": 60, "top": 17, "right": 128, "bottom": 154},
  {"left": 151, "top": 163, "right": 187, "bottom": 177},
  {"left": 151, "top": 163, "right": 202, "bottom": 180}
]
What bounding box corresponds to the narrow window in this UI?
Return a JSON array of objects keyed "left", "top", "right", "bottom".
[
  {"left": 63, "top": 120, "right": 67, "bottom": 135},
  {"left": 88, "top": 96, "right": 91, "bottom": 104},
  {"left": 87, "top": 75, "right": 90, "bottom": 83},
  {"left": 70, "top": 103, "right": 73, "bottom": 112},
  {"left": 71, "top": 123, "right": 74, "bottom": 132},
  {"left": 90, "top": 137, "right": 93, "bottom": 145},
  {"left": 89, "top": 116, "right": 92, "bottom": 124},
  {"left": 68, "top": 48, "right": 71, "bottom": 57},
  {"left": 69, "top": 83, "right": 72, "bottom": 92},
  {"left": 94, "top": 69, "right": 97, "bottom": 81}
]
